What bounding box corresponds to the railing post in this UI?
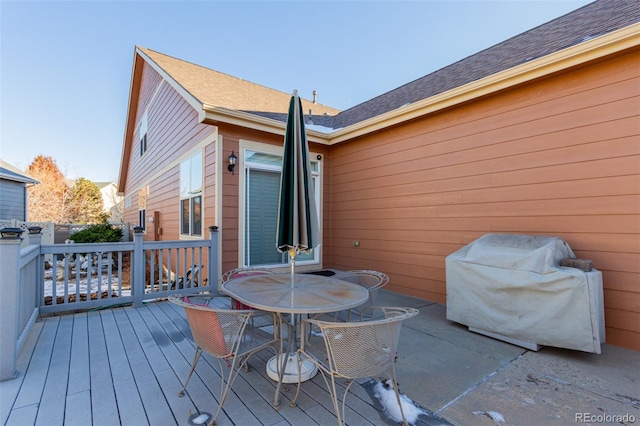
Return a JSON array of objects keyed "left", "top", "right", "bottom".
[
  {"left": 209, "top": 226, "right": 219, "bottom": 290},
  {"left": 0, "top": 228, "right": 25, "bottom": 381},
  {"left": 133, "top": 227, "right": 145, "bottom": 307},
  {"left": 27, "top": 227, "right": 44, "bottom": 312}
]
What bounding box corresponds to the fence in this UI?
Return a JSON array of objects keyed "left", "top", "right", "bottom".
[{"left": 0, "top": 226, "right": 219, "bottom": 381}]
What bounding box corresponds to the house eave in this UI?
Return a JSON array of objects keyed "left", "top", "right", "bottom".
[
  {"left": 200, "top": 106, "right": 332, "bottom": 145},
  {"left": 0, "top": 172, "right": 39, "bottom": 185},
  {"left": 327, "top": 22, "right": 640, "bottom": 144}
]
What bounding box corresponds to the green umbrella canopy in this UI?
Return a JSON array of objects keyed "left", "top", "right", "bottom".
[{"left": 276, "top": 91, "right": 320, "bottom": 256}]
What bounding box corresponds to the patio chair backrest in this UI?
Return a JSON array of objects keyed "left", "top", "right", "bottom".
[
  {"left": 311, "top": 307, "right": 418, "bottom": 379},
  {"left": 333, "top": 270, "right": 389, "bottom": 306},
  {"left": 222, "top": 266, "right": 276, "bottom": 282},
  {"left": 168, "top": 294, "right": 251, "bottom": 358}
]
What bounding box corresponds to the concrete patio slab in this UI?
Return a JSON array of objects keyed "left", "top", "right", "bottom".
[
  {"left": 439, "top": 344, "right": 639, "bottom": 425},
  {"left": 396, "top": 325, "right": 520, "bottom": 411}
]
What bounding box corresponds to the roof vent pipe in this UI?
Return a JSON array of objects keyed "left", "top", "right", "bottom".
[{"left": 312, "top": 90, "right": 317, "bottom": 104}]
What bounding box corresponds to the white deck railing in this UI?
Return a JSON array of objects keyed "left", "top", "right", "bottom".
[{"left": 0, "top": 225, "right": 220, "bottom": 381}]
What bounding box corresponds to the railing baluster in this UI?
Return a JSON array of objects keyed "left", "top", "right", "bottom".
[
  {"left": 118, "top": 251, "right": 123, "bottom": 297},
  {"left": 75, "top": 254, "right": 82, "bottom": 304},
  {"left": 167, "top": 249, "right": 173, "bottom": 291},
  {"left": 108, "top": 251, "right": 113, "bottom": 297}
]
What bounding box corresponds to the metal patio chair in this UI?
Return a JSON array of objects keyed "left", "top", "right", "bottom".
[
  {"left": 168, "top": 294, "right": 282, "bottom": 425},
  {"left": 331, "top": 270, "right": 390, "bottom": 320},
  {"left": 293, "top": 306, "right": 419, "bottom": 426}
]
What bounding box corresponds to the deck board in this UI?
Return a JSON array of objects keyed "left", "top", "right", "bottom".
[
  {"left": 37, "top": 315, "right": 73, "bottom": 426},
  {"left": 68, "top": 313, "right": 90, "bottom": 396},
  {"left": 14, "top": 316, "right": 58, "bottom": 409},
  {"left": 2, "top": 300, "right": 394, "bottom": 426},
  {"left": 115, "top": 308, "right": 178, "bottom": 425},
  {"left": 65, "top": 389, "right": 92, "bottom": 425},
  {"left": 87, "top": 310, "right": 120, "bottom": 426}
]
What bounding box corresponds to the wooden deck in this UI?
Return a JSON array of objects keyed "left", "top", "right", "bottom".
[{"left": 1, "top": 299, "right": 410, "bottom": 426}]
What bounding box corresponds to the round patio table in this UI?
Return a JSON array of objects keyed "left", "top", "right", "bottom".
[{"left": 221, "top": 273, "right": 369, "bottom": 406}]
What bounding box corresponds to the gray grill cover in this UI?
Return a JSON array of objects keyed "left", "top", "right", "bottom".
[{"left": 446, "top": 234, "right": 605, "bottom": 353}]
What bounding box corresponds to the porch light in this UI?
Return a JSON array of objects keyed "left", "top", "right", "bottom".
[
  {"left": 0, "top": 227, "right": 24, "bottom": 239},
  {"left": 228, "top": 151, "right": 237, "bottom": 175}
]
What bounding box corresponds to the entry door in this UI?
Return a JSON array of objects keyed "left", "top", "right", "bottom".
[
  {"left": 245, "top": 168, "right": 283, "bottom": 265},
  {"left": 243, "top": 149, "right": 320, "bottom": 267}
]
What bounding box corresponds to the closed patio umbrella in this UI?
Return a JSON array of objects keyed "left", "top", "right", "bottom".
[
  {"left": 272, "top": 90, "right": 322, "bottom": 388},
  {"left": 276, "top": 90, "right": 320, "bottom": 277}
]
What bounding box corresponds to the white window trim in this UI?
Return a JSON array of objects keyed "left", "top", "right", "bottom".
[
  {"left": 179, "top": 150, "right": 204, "bottom": 238},
  {"left": 238, "top": 139, "right": 322, "bottom": 269}
]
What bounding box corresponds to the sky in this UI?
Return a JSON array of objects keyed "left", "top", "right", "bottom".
[{"left": 1, "top": 0, "right": 593, "bottom": 183}]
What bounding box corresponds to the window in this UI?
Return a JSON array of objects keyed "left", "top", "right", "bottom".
[
  {"left": 139, "top": 113, "right": 148, "bottom": 156},
  {"left": 180, "top": 151, "right": 203, "bottom": 237},
  {"left": 138, "top": 186, "right": 148, "bottom": 230},
  {"left": 139, "top": 209, "right": 146, "bottom": 230},
  {"left": 243, "top": 149, "right": 320, "bottom": 267}
]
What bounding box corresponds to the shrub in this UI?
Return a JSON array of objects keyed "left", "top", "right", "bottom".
[{"left": 69, "top": 224, "right": 122, "bottom": 243}]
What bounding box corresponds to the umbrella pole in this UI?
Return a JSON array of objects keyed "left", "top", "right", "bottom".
[{"left": 289, "top": 248, "right": 297, "bottom": 282}]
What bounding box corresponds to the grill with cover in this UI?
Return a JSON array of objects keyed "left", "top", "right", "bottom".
[{"left": 446, "top": 234, "right": 605, "bottom": 354}]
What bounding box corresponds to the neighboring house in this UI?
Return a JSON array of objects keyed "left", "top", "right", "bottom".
[
  {"left": 0, "top": 159, "right": 39, "bottom": 221},
  {"left": 118, "top": 0, "right": 640, "bottom": 350},
  {"left": 95, "top": 181, "right": 124, "bottom": 222}
]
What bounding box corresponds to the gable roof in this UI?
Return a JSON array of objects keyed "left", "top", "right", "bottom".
[
  {"left": 0, "top": 159, "right": 39, "bottom": 185},
  {"left": 138, "top": 47, "right": 340, "bottom": 119}
]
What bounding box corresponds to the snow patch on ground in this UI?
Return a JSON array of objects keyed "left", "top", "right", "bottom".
[
  {"left": 360, "top": 378, "right": 453, "bottom": 425},
  {"left": 373, "top": 379, "right": 427, "bottom": 425},
  {"left": 44, "top": 268, "right": 131, "bottom": 298}
]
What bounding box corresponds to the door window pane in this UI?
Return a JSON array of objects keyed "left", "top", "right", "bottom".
[
  {"left": 246, "top": 169, "right": 282, "bottom": 265},
  {"left": 244, "top": 149, "right": 320, "bottom": 267},
  {"left": 180, "top": 151, "right": 203, "bottom": 236},
  {"left": 192, "top": 196, "right": 202, "bottom": 236},
  {"left": 181, "top": 199, "right": 190, "bottom": 235}
]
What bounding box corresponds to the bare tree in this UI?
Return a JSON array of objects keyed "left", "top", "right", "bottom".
[{"left": 26, "top": 155, "right": 71, "bottom": 222}]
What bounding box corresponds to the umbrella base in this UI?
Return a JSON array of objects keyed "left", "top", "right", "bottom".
[{"left": 267, "top": 354, "right": 318, "bottom": 383}]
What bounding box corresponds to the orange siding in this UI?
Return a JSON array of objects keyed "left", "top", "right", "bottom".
[{"left": 326, "top": 50, "right": 640, "bottom": 350}]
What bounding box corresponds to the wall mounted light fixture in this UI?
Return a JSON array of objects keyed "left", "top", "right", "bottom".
[{"left": 228, "top": 151, "right": 238, "bottom": 175}]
